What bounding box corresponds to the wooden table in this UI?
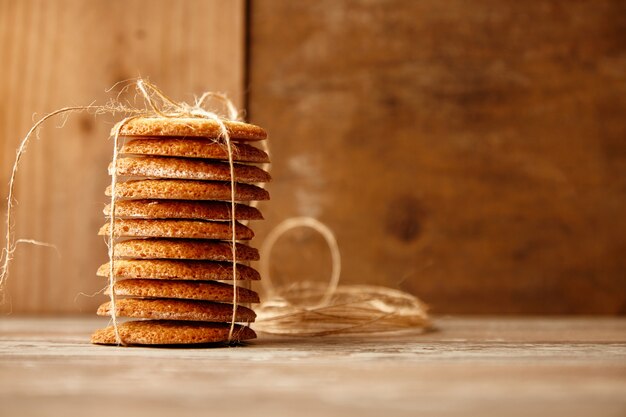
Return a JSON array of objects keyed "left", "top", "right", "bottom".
[{"left": 1, "top": 316, "right": 625, "bottom": 417}]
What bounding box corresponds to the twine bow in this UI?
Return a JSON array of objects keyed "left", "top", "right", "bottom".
[{"left": 135, "top": 80, "right": 239, "bottom": 121}]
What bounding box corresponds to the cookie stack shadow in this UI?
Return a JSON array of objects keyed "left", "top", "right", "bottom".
[{"left": 91, "top": 118, "right": 270, "bottom": 346}]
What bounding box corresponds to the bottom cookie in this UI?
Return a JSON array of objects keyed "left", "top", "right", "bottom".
[
  {"left": 91, "top": 320, "right": 257, "bottom": 345},
  {"left": 97, "top": 298, "right": 256, "bottom": 322}
]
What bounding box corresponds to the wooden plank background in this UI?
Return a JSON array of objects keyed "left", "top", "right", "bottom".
[
  {"left": 248, "top": 0, "right": 626, "bottom": 314},
  {"left": 0, "top": 0, "right": 245, "bottom": 313},
  {"left": 2, "top": 1, "right": 625, "bottom": 315}
]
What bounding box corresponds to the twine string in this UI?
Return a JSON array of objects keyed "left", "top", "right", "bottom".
[
  {"left": 259, "top": 217, "right": 340, "bottom": 309},
  {"left": 254, "top": 217, "right": 431, "bottom": 336},
  {"left": 1, "top": 91, "right": 152, "bottom": 301},
  {"left": 108, "top": 116, "right": 138, "bottom": 345},
  {"left": 1, "top": 106, "right": 103, "bottom": 303}
]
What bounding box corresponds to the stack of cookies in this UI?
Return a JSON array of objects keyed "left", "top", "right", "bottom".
[{"left": 91, "top": 117, "right": 270, "bottom": 346}]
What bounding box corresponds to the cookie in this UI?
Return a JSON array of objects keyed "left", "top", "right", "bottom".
[
  {"left": 113, "top": 156, "right": 271, "bottom": 183},
  {"left": 109, "top": 279, "right": 260, "bottom": 303},
  {"left": 98, "top": 219, "right": 254, "bottom": 240},
  {"left": 114, "top": 238, "right": 259, "bottom": 261},
  {"left": 97, "top": 260, "right": 261, "bottom": 281},
  {"left": 103, "top": 200, "right": 263, "bottom": 221},
  {"left": 121, "top": 138, "right": 270, "bottom": 163},
  {"left": 91, "top": 320, "right": 256, "bottom": 345},
  {"left": 97, "top": 298, "right": 256, "bottom": 322},
  {"left": 106, "top": 180, "right": 269, "bottom": 201},
  {"left": 115, "top": 117, "right": 267, "bottom": 141}
]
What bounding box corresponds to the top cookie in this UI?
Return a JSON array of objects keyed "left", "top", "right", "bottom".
[
  {"left": 91, "top": 320, "right": 256, "bottom": 345},
  {"left": 115, "top": 117, "right": 267, "bottom": 141},
  {"left": 121, "top": 138, "right": 270, "bottom": 163}
]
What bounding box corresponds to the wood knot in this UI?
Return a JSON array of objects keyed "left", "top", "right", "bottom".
[{"left": 385, "top": 195, "right": 425, "bottom": 243}]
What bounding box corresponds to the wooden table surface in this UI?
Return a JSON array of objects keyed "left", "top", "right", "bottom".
[{"left": 1, "top": 316, "right": 625, "bottom": 417}]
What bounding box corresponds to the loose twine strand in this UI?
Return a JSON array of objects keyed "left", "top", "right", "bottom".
[
  {"left": 260, "top": 217, "right": 341, "bottom": 309},
  {"left": 1, "top": 106, "right": 102, "bottom": 305}
]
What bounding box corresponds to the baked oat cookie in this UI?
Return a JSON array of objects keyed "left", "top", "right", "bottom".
[
  {"left": 91, "top": 320, "right": 256, "bottom": 345},
  {"left": 114, "top": 238, "right": 260, "bottom": 261},
  {"left": 113, "top": 156, "right": 271, "bottom": 183},
  {"left": 98, "top": 219, "right": 254, "bottom": 240},
  {"left": 97, "top": 298, "right": 256, "bottom": 322},
  {"left": 121, "top": 138, "right": 270, "bottom": 163},
  {"left": 109, "top": 279, "right": 260, "bottom": 303},
  {"left": 115, "top": 117, "right": 267, "bottom": 141},
  {"left": 97, "top": 260, "right": 261, "bottom": 281},
  {"left": 106, "top": 179, "right": 269, "bottom": 201},
  {"left": 103, "top": 200, "right": 263, "bottom": 221}
]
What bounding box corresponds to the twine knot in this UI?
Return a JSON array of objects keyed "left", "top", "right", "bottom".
[{"left": 136, "top": 79, "right": 239, "bottom": 123}]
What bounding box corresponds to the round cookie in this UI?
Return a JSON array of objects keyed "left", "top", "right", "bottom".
[
  {"left": 121, "top": 138, "right": 270, "bottom": 163},
  {"left": 99, "top": 219, "right": 254, "bottom": 240},
  {"left": 114, "top": 238, "right": 260, "bottom": 261},
  {"left": 97, "top": 260, "right": 261, "bottom": 281},
  {"left": 91, "top": 320, "right": 256, "bottom": 345},
  {"left": 106, "top": 179, "right": 269, "bottom": 201},
  {"left": 109, "top": 279, "right": 260, "bottom": 303},
  {"left": 103, "top": 200, "right": 263, "bottom": 221},
  {"left": 97, "top": 298, "right": 256, "bottom": 322},
  {"left": 113, "top": 156, "right": 271, "bottom": 183},
  {"left": 115, "top": 117, "right": 267, "bottom": 141}
]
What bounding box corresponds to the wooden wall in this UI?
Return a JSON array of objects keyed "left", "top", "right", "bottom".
[
  {"left": 248, "top": 1, "right": 626, "bottom": 313},
  {"left": 0, "top": 0, "right": 245, "bottom": 313},
  {"left": 2, "top": 0, "right": 625, "bottom": 315}
]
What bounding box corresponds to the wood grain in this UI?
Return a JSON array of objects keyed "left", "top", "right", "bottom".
[
  {"left": 1, "top": 316, "right": 625, "bottom": 417},
  {"left": 247, "top": 0, "right": 626, "bottom": 314},
  {"left": 0, "top": 0, "right": 245, "bottom": 313}
]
